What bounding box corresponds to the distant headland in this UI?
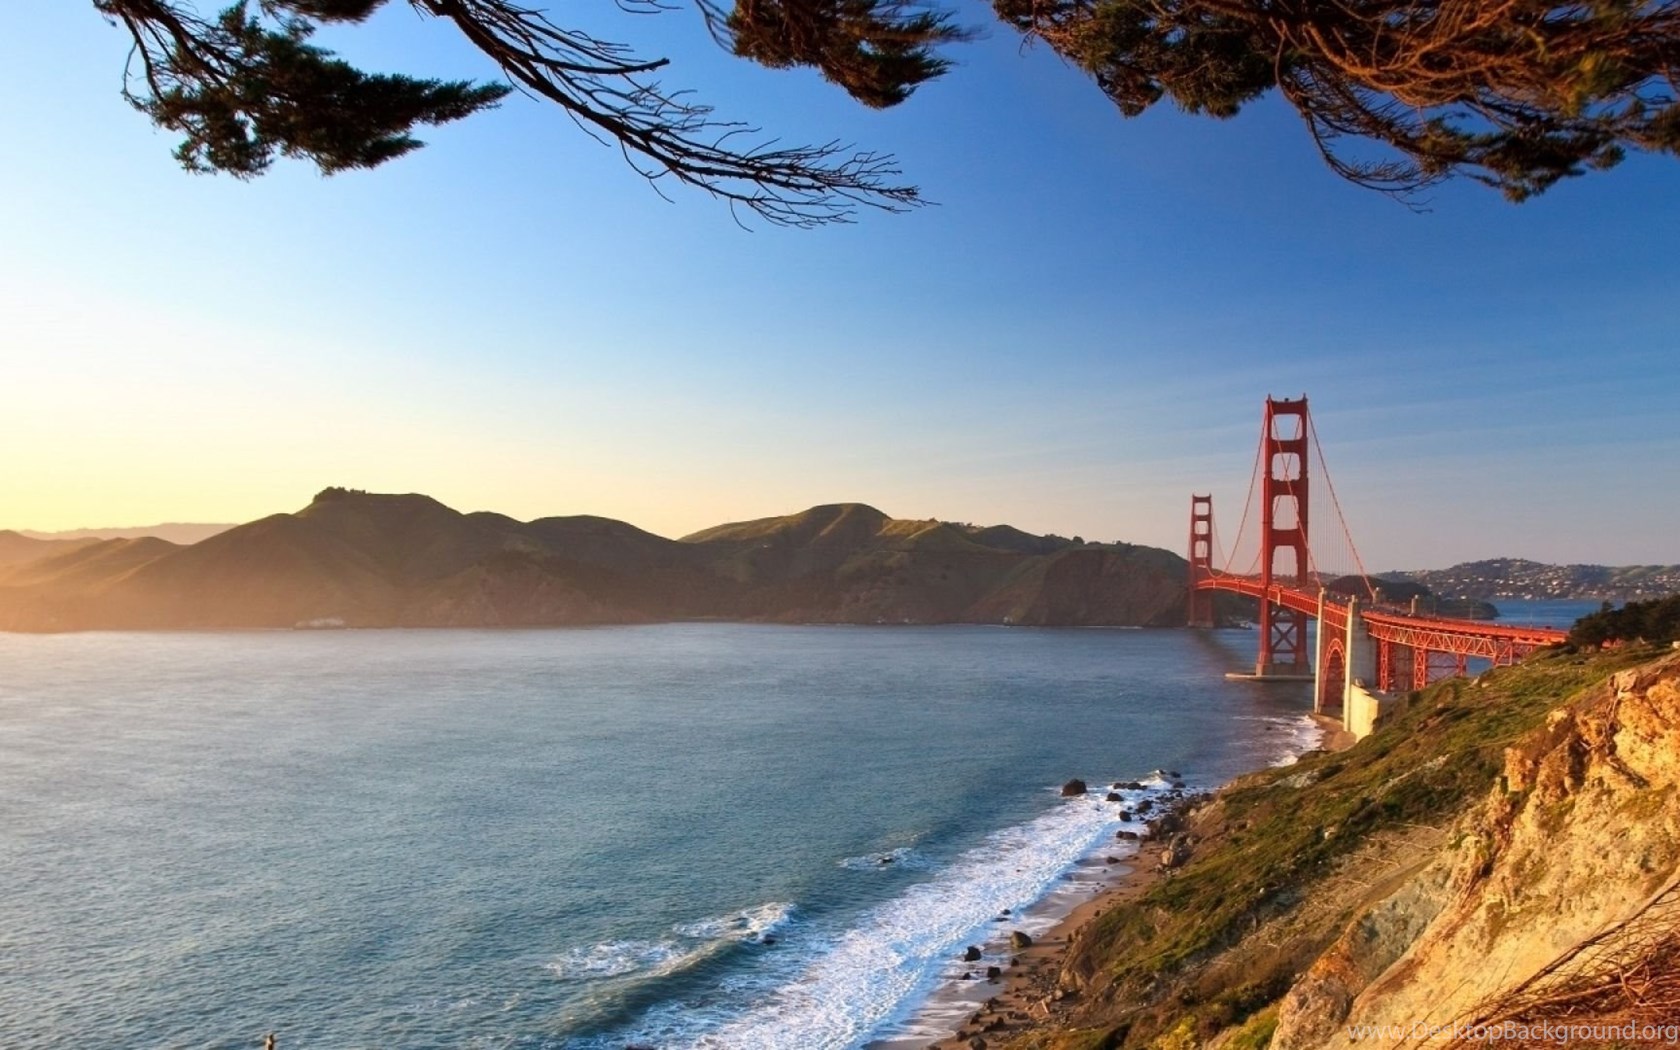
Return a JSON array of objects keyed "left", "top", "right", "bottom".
[
  {"left": 0, "top": 488, "right": 1195, "bottom": 631},
  {"left": 1, "top": 489, "right": 1657, "bottom": 632}
]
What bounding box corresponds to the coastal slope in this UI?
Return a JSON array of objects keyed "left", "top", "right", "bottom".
[
  {"left": 974, "top": 645, "right": 1680, "bottom": 1050},
  {"left": 686, "top": 502, "right": 1187, "bottom": 626}
]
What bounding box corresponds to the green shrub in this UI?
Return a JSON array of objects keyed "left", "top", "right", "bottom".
[{"left": 1570, "top": 596, "right": 1680, "bottom": 647}]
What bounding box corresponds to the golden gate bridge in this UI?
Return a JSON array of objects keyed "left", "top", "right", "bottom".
[{"left": 1187, "top": 396, "right": 1568, "bottom": 737}]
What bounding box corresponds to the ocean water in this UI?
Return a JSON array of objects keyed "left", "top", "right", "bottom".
[
  {"left": 0, "top": 625, "right": 1320, "bottom": 1050},
  {"left": 1490, "top": 598, "right": 1604, "bottom": 630}
]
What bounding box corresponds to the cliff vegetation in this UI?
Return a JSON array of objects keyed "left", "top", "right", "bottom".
[{"left": 996, "top": 644, "right": 1680, "bottom": 1050}]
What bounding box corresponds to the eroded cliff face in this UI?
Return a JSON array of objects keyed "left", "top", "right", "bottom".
[
  {"left": 999, "top": 649, "right": 1680, "bottom": 1050},
  {"left": 1277, "top": 652, "right": 1680, "bottom": 1050}
]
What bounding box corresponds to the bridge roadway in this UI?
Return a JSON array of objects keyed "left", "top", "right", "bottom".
[
  {"left": 1187, "top": 395, "right": 1574, "bottom": 735},
  {"left": 1194, "top": 570, "right": 1571, "bottom": 695}
]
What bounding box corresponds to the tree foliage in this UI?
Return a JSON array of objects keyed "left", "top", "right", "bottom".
[
  {"left": 98, "top": 0, "right": 965, "bottom": 225},
  {"left": 97, "top": 0, "right": 1680, "bottom": 222},
  {"left": 996, "top": 0, "right": 1680, "bottom": 201},
  {"left": 1570, "top": 596, "right": 1680, "bottom": 648},
  {"left": 98, "top": 0, "right": 507, "bottom": 175}
]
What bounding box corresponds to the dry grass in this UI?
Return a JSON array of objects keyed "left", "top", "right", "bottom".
[
  {"left": 1059, "top": 646, "right": 1668, "bottom": 1049},
  {"left": 1449, "top": 880, "right": 1680, "bottom": 1048}
]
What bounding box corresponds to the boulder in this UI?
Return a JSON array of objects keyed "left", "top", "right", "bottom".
[
  {"left": 1160, "top": 835, "right": 1192, "bottom": 869},
  {"left": 1060, "top": 778, "right": 1087, "bottom": 797},
  {"left": 1104, "top": 791, "right": 1123, "bottom": 802},
  {"left": 986, "top": 965, "right": 1002, "bottom": 981},
  {"left": 963, "top": 945, "right": 983, "bottom": 962},
  {"left": 1009, "top": 930, "right": 1034, "bottom": 950}
]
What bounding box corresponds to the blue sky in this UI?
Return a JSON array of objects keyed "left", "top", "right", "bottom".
[{"left": 2, "top": 1, "right": 1677, "bottom": 568}]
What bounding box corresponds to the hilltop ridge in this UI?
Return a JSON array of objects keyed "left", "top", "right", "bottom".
[
  {"left": 16, "top": 523, "right": 233, "bottom": 545},
  {"left": 0, "top": 488, "right": 1197, "bottom": 631},
  {"left": 0, "top": 530, "right": 101, "bottom": 569},
  {"left": 1393, "top": 558, "right": 1680, "bottom": 601}
]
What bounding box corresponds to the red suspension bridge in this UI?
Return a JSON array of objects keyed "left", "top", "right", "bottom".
[{"left": 1188, "top": 396, "right": 1568, "bottom": 734}]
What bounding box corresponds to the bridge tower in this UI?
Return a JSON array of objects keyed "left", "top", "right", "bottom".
[
  {"left": 1187, "top": 495, "right": 1215, "bottom": 628},
  {"left": 1256, "top": 397, "right": 1310, "bottom": 677}
]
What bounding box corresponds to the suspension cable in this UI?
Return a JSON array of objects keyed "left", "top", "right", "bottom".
[
  {"left": 1223, "top": 417, "right": 1266, "bottom": 577},
  {"left": 1309, "top": 413, "right": 1373, "bottom": 596}
]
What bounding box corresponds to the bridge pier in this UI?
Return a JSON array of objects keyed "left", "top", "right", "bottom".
[
  {"left": 1335, "top": 597, "right": 1397, "bottom": 740},
  {"left": 1343, "top": 597, "right": 1375, "bottom": 698}
]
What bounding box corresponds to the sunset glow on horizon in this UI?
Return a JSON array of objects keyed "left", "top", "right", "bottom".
[{"left": 4, "top": 4, "right": 1678, "bottom": 567}]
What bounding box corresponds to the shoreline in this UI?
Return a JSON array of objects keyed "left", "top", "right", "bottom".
[
  {"left": 894, "top": 856, "right": 1160, "bottom": 1050},
  {"left": 864, "top": 846, "right": 1156, "bottom": 1050},
  {"left": 894, "top": 712, "right": 1357, "bottom": 1050}
]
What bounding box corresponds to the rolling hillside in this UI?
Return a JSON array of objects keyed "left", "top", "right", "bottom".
[
  {"left": 0, "top": 490, "right": 1194, "bottom": 631},
  {"left": 0, "top": 530, "right": 99, "bottom": 569},
  {"left": 1394, "top": 558, "right": 1680, "bottom": 601},
  {"left": 17, "top": 523, "right": 233, "bottom": 544}
]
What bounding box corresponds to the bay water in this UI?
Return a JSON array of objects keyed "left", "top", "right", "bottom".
[
  {"left": 1490, "top": 598, "right": 1603, "bottom": 630},
  {"left": 1, "top": 623, "right": 1349, "bottom": 1049}
]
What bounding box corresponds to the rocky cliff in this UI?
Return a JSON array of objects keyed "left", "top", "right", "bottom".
[
  {"left": 997, "top": 645, "right": 1680, "bottom": 1050},
  {"left": 1300, "top": 651, "right": 1680, "bottom": 1050}
]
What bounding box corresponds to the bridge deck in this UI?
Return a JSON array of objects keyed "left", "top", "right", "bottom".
[{"left": 1193, "top": 572, "right": 1569, "bottom": 655}]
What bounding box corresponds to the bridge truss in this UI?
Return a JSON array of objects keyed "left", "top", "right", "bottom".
[{"left": 1189, "top": 396, "right": 1568, "bottom": 708}]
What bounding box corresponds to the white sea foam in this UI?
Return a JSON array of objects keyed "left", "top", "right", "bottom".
[
  {"left": 673, "top": 902, "right": 796, "bottom": 942},
  {"left": 837, "top": 846, "right": 935, "bottom": 872},
  {"left": 547, "top": 903, "right": 795, "bottom": 983},
  {"left": 1229, "top": 713, "right": 1326, "bottom": 766},
  {"left": 1252, "top": 713, "right": 1326, "bottom": 766},
  {"left": 546, "top": 939, "right": 688, "bottom": 981},
  {"left": 607, "top": 779, "right": 1176, "bottom": 1050}
]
